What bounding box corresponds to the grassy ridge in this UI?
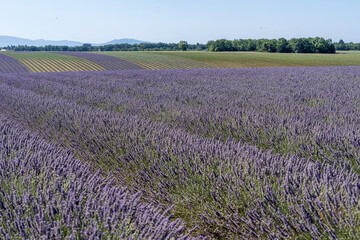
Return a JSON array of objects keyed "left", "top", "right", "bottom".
[{"left": 1, "top": 52, "right": 105, "bottom": 72}]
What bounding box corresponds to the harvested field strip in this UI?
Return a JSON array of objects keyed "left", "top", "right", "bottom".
[
  {"left": 48, "top": 59, "right": 72, "bottom": 72},
  {"left": 44, "top": 59, "right": 67, "bottom": 71},
  {"left": 96, "top": 51, "right": 214, "bottom": 70},
  {"left": 3, "top": 51, "right": 360, "bottom": 73},
  {"left": 133, "top": 62, "right": 153, "bottom": 69},
  {"left": 134, "top": 61, "right": 189, "bottom": 70},
  {"left": 20, "top": 59, "right": 43, "bottom": 72},
  {"left": 35, "top": 60, "right": 52, "bottom": 72},
  {"left": 28, "top": 60, "right": 44, "bottom": 72},
  {"left": 1, "top": 52, "right": 105, "bottom": 72},
  {"left": 19, "top": 60, "right": 37, "bottom": 72},
  {"left": 32, "top": 60, "right": 50, "bottom": 72},
  {"left": 138, "top": 62, "right": 163, "bottom": 69},
  {"left": 37, "top": 59, "right": 61, "bottom": 72},
  {"left": 47, "top": 60, "right": 68, "bottom": 71},
  {"left": 31, "top": 60, "right": 53, "bottom": 72},
  {"left": 59, "top": 52, "right": 144, "bottom": 70},
  {"left": 82, "top": 60, "right": 106, "bottom": 71},
  {"left": 67, "top": 57, "right": 103, "bottom": 71},
  {"left": 21, "top": 60, "right": 38, "bottom": 72},
  {"left": 56, "top": 59, "right": 82, "bottom": 71},
  {"left": 79, "top": 59, "right": 105, "bottom": 71},
  {"left": 50, "top": 59, "right": 73, "bottom": 71},
  {"left": 56, "top": 59, "right": 80, "bottom": 71}
]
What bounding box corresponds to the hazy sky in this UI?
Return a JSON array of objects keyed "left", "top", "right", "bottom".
[{"left": 1, "top": 0, "right": 359, "bottom": 43}]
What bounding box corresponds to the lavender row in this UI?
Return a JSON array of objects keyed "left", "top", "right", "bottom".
[
  {"left": 1, "top": 67, "right": 360, "bottom": 238},
  {"left": 59, "top": 52, "right": 145, "bottom": 70},
  {"left": 0, "top": 115, "right": 197, "bottom": 239},
  {"left": 2, "top": 67, "right": 360, "bottom": 170},
  {"left": 0, "top": 53, "right": 29, "bottom": 73}
]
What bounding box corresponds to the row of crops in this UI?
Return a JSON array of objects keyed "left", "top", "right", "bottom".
[
  {"left": 98, "top": 51, "right": 213, "bottom": 69},
  {"left": 1, "top": 51, "right": 360, "bottom": 73},
  {"left": 0, "top": 52, "right": 106, "bottom": 72},
  {"left": 61, "top": 52, "right": 145, "bottom": 70},
  {"left": 1, "top": 66, "right": 360, "bottom": 238},
  {"left": 0, "top": 53, "right": 29, "bottom": 73},
  {"left": 0, "top": 113, "right": 193, "bottom": 239},
  {"left": 0, "top": 51, "right": 215, "bottom": 73}
]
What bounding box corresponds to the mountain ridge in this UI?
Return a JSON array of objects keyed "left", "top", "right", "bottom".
[{"left": 0, "top": 36, "right": 150, "bottom": 47}]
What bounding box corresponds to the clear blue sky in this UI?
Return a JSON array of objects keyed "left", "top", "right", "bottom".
[{"left": 1, "top": 0, "right": 359, "bottom": 43}]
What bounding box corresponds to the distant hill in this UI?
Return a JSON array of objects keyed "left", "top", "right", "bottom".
[
  {"left": 97, "top": 38, "right": 150, "bottom": 45},
  {"left": 0, "top": 36, "right": 150, "bottom": 47}
]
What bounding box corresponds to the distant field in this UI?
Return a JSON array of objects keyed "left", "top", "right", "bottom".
[
  {"left": 337, "top": 51, "right": 360, "bottom": 54},
  {"left": 59, "top": 52, "right": 145, "bottom": 70},
  {"left": 155, "top": 51, "right": 360, "bottom": 68},
  {"left": 1, "top": 51, "right": 360, "bottom": 73},
  {"left": 1, "top": 52, "right": 105, "bottom": 72},
  {"left": 96, "top": 51, "right": 214, "bottom": 69}
]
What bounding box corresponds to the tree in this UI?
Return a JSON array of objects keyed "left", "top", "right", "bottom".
[
  {"left": 276, "top": 38, "right": 292, "bottom": 53},
  {"left": 81, "top": 44, "right": 92, "bottom": 51},
  {"left": 256, "top": 39, "right": 267, "bottom": 51},
  {"left": 312, "top": 37, "right": 335, "bottom": 53},
  {"left": 289, "top": 38, "right": 314, "bottom": 53},
  {"left": 245, "top": 39, "right": 257, "bottom": 51},
  {"left": 336, "top": 39, "right": 347, "bottom": 50},
  {"left": 206, "top": 40, "right": 215, "bottom": 51},
  {"left": 178, "top": 40, "right": 189, "bottom": 51},
  {"left": 206, "top": 39, "right": 234, "bottom": 51},
  {"left": 233, "top": 39, "right": 246, "bottom": 51},
  {"left": 262, "top": 39, "right": 277, "bottom": 52}
]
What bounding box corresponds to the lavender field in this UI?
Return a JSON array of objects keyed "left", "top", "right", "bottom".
[
  {"left": 0, "top": 53, "right": 29, "bottom": 73},
  {"left": 1, "top": 66, "right": 360, "bottom": 239}
]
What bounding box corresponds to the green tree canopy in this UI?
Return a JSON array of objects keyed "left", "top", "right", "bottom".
[{"left": 178, "top": 40, "right": 189, "bottom": 51}]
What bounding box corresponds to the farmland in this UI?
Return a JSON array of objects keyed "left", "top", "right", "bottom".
[
  {"left": 155, "top": 51, "right": 360, "bottom": 68},
  {"left": 0, "top": 53, "right": 29, "bottom": 73},
  {"left": 0, "top": 52, "right": 105, "bottom": 72},
  {"left": 59, "top": 52, "right": 145, "bottom": 70},
  {"left": 1, "top": 51, "right": 360, "bottom": 73},
  {"left": 96, "top": 51, "right": 214, "bottom": 69},
  {"left": 1, "top": 66, "right": 360, "bottom": 239}
]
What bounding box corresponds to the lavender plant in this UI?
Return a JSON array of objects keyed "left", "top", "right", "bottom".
[
  {"left": 1, "top": 66, "right": 360, "bottom": 239},
  {"left": 0, "top": 53, "right": 29, "bottom": 73},
  {"left": 0, "top": 115, "right": 196, "bottom": 239}
]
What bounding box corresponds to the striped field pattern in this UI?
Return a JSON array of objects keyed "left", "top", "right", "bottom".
[
  {"left": 96, "top": 51, "right": 215, "bottom": 69},
  {"left": 1, "top": 52, "right": 106, "bottom": 72},
  {"left": 150, "top": 51, "right": 360, "bottom": 68},
  {"left": 2, "top": 51, "right": 360, "bottom": 73},
  {"left": 59, "top": 52, "right": 145, "bottom": 70},
  {"left": 0, "top": 53, "right": 29, "bottom": 73},
  {"left": 2, "top": 67, "right": 360, "bottom": 238}
]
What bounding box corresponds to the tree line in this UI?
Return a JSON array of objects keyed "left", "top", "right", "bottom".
[
  {"left": 206, "top": 37, "right": 337, "bottom": 53},
  {"left": 334, "top": 40, "right": 360, "bottom": 51},
  {"left": 2, "top": 38, "right": 360, "bottom": 52},
  {"left": 2, "top": 42, "right": 206, "bottom": 52}
]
